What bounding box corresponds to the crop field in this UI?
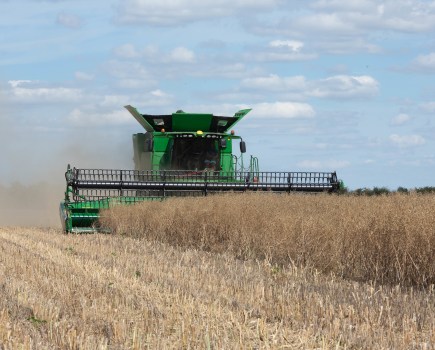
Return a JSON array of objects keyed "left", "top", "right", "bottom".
[{"left": 1, "top": 193, "right": 435, "bottom": 349}]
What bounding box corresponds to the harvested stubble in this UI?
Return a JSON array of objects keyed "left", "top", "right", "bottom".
[
  {"left": 101, "top": 192, "right": 435, "bottom": 287},
  {"left": 0, "top": 227, "right": 434, "bottom": 349}
]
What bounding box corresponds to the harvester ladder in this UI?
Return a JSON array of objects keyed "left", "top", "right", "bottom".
[
  {"left": 250, "top": 156, "right": 259, "bottom": 178},
  {"left": 232, "top": 155, "right": 259, "bottom": 181},
  {"left": 232, "top": 155, "right": 240, "bottom": 173}
]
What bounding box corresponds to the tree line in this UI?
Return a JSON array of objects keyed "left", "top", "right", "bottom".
[{"left": 339, "top": 186, "right": 435, "bottom": 195}]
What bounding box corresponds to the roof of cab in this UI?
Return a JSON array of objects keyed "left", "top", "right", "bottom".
[{"left": 125, "top": 105, "right": 251, "bottom": 133}]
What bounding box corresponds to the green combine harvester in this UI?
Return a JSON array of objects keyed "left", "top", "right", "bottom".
[{"left": 60, "top": 105, "right": 340, "bottom": 233}]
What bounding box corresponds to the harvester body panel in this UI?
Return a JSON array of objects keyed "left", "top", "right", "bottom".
[{"left": 61, "top": 106, "right": 340, "bottom": 233}]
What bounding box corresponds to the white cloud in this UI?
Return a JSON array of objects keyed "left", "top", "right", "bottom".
[
  {"left": 308, "top": 75, "right": 379, "bottom": 99},
  {"left": 310, "top": 0, "right": 435, "bottom": 33},
  {"left": 75, "top": 71, "right": 94, "bottom": 81},
  {"left": 110, "top": 43, "right": 266, "bottom": 80},
  {"left": 8, "top": 80, "right": 32, "bottom": 88},
  {"left": 7, "top": 80, "right": 82, "bottom": 103},
  {"left": 313, "top": 38, "right": 381, "bottom": 54},
  {"left": 169, "top": 47, "right": 196, "bottom": 63},
  {"left": 389, "top": 134, "right": 426, "bottom": 147},
  {"left": 113, "top": 44, "right": 140, "bottom": 59},
  {"left": 103, "top": 60, "right": 157, "bottom": 88},
  {"left": 269, "top": 40, "right": 304, "bottom": 52},
  {"left": 312, "top": 0, "right": 375, "bottom": 12},
  {"left": 142, "top": 45, "right": 160, "bottom": 59},
  {"left": 241, "top": 75, "right": 307, "bottom": 92},
  {"left": 250, "top": 51, "right": 317, "bottom": 62},
  {"left": 249, "top": 102, "right": 315, "bottom": 119},
  {"left": 150, "top": 89, "right": 170, "bottom": 98},
  {"left": 247, "top": 0, "right": 435, "bottom": 54},
  {"left": 297, "top": 159, "right": 350, "bottom": 170},
  {"left": 390, "top": 113, "right": 411, "bottom": 126},
  {"left": 294, "top": 13, "right": 353, "bottom": 33},
  {"left": 113, "top": 44, "right": 196, "bottom": 64},
  {"left": 121, "top": 89, "right": 174, "bottom": 110},
  {"left": 56, "top": 12, "right": 83, "bottom": 29},
  {"left": 314, "top": 143, "right": 328, "bottom": 149},
  {"left": 240, "top": 74, "right": 379, "bottom": 100},
  {"left": 190, "top": 63, "right": 256, "bottom": 79},
  {"left": 67, "top": 108, "right": 133, "bottom": 127},
  {"left": 412, "top": 52, "right": 435, "bottom": 72},
  {"left": 420, "top": 102, "right": 435, "bottom": 113},
  {"left": 245, "top": 39, "right": 317, "bottom": 62},
  {"left": 100, "top": 95, "right": 131, "bottom": 108},
  {"left": 115, "top": 0, "right": 281, "bottom": 26}
]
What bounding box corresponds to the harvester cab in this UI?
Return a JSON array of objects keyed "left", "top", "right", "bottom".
[
  {"left": 60, "top": 105, "right": 340, "bottom": 233},
  {"left": 126, "top": 105, "right": 252, "bottom": 174}
]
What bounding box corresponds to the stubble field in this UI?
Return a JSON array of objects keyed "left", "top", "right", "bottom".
[{"left": 0, "top": 193, "right": 434, "bottom": 349}]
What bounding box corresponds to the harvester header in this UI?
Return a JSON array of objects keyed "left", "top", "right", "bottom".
[{"left": 60, "top": 105, "right": 341, "bottom": 233}]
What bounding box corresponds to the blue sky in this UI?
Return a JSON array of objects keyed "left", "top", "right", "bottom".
[{"left": 1, "top": 0, "right": 435, "bottom": 190}]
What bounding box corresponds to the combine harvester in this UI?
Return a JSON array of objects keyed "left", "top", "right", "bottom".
[{"left": 60, "top": 106, "right": 340, "bottom": 232}]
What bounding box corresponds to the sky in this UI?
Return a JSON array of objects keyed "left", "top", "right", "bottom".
[{"left": 1, "top": 0, "right": 435, "bottom": 191}]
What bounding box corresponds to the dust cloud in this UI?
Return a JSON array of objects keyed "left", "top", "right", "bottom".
[
  {"left": 0, "top": 182, "right": 63, "bottom": 227},
  {"left": 0, "top": 134, "right": 133, "bottom": 228},
  {"left": 0, "top": 98, "right": 135, "bottom": 228},
  {"left": 0, "top": 141, "right": 133, "bottom": 228}
]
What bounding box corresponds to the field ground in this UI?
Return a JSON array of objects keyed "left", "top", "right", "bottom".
[{"left": 0, "top": 226, "right": 434, "bottom": 349}]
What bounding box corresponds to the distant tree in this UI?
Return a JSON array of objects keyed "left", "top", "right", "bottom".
[
  {"left": 353, "top": 188, "right": 366, "bottom": 196},
  {"left": 397, "top": 187, "right": 409, "bottom": 193},
  {"left": 338, "top": 180, "right": 348, "bottom": 194},
  {"left": 347, "top": 186, "right": 435, "bottom": 195},
  {"left": 415, "top": 186, "right": 435, "bottom": 194},
  {"left": 369, "top": 187, "right": 390, "bottom": 196},
  {"left": 351, "top": 187, "right": 391, "bottom": 196}
]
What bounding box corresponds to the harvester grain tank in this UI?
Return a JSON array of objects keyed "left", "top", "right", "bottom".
[{"left": 60, "top": 106, "right": 340, "bottom": 232}]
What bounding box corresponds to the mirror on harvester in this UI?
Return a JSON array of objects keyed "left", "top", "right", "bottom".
[
  {"left": 146, "top": 139, "right": 154, "bottom": 151},
  {"left": 220, "top": 138, "right": 227, "bottom": 148},
  {"left": 240, "top": 140, "right": 246, "bottom": 153}
]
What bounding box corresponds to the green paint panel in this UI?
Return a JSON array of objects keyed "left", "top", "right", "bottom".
[
  {"left": 154, "top": 136, "right": 170, "bottom": 151},
  {"left": 226, "top": 109, "right": 252, "bottom": 132},
  {"left": 61, "top": 197, "right": 156, "bottom": 233},
  {"left": 220, "top": 140, "right": 233, "bottom": 172},
  {"left": 172, "top": 113, "right": 213, "bottom": 132}
]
